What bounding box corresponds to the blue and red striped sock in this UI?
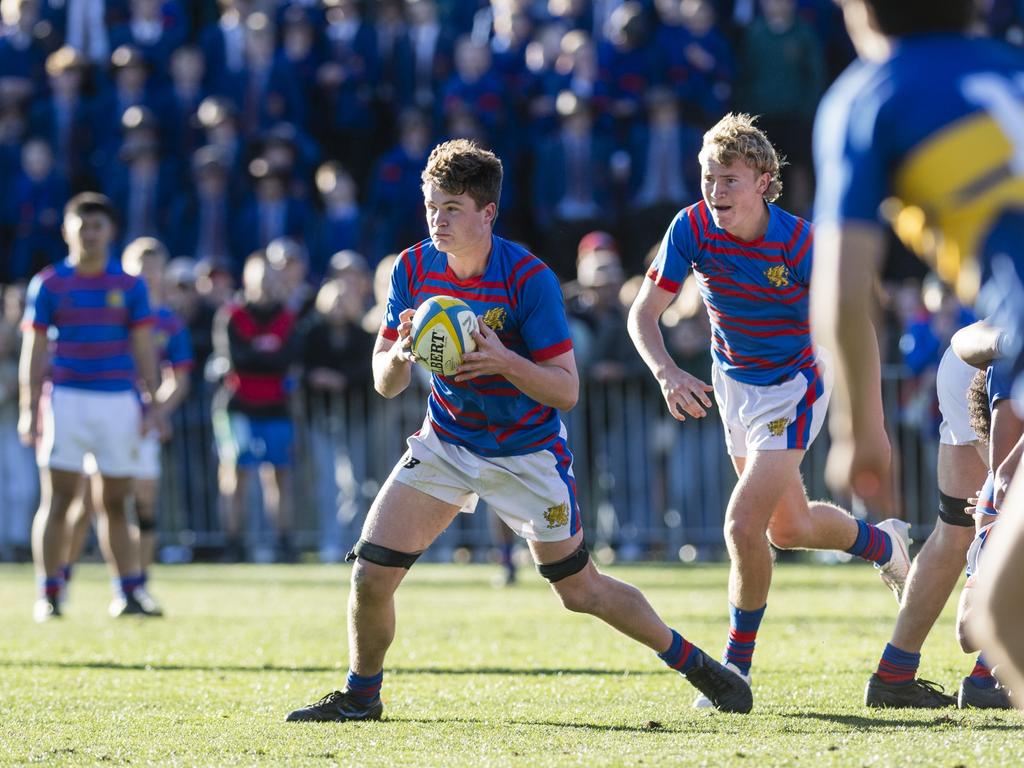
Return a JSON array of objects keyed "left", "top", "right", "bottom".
[
  {"left": 724, "top": 603, "right": 765, "bottom": 675},
  {"left": 658, "top": 629, "right": 700, "bottom": 674},
  {"left": 846, "top": 519, "right": 893, "bottom": 565},
  {"left": 60, "top": 563, "right": 72, "bottom": 585},
  {"left": 39, "top": 576, "right": 63, "bottom": 600},
  {"left": 969, "top": 654, "right": 996, "bottom": 689},
  {"left": 875, "top": 643, "right": 919, "bottom": 685},
  {"left": 116, "top": 573, "right": 144, "bottom": 598},
  {"left": 346, "top": 669, "right": 383, "bottom": 707}
]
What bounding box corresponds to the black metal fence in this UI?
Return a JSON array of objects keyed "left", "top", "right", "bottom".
[{"left": 151, "top": 365, "right": 939, "bottom": 563}]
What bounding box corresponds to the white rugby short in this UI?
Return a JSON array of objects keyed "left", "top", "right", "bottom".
[
  {"left": 391, "top": 417, "right": 581, "bottom": 542},
  {"left": 712, "top": 348, "right": 833, "bottom": 458},
  {"left": 937, "top": 345, "right": 981, "bottom": 446},
  {"left": 40, "top": 386, "right": 142, "bottom": 477}
]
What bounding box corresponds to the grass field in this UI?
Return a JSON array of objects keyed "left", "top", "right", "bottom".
[{"left": 1, "top": 561, "right": 1021, "bottom": 767}]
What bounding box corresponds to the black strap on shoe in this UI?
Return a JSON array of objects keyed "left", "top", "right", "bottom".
[
  {"left": 536, "top": 543, "right": 590, "bottom": 583},
  {"left": 345, "top": 539, "right": 421, "bottom": 569},
  {"left": 938, "top": 492, "right": 974, "bottom": 527}
]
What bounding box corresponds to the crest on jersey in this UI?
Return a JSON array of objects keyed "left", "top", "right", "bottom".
[
  {"left": 764, "top": 265, "right": 789, "bottom": 288},
  {"left": 482, "top": 307, "right": 506, "bottom": 331},
  {"left": 544, "top": 502, "right": 569, "bottom": 529},
  {"left": 107, "top": 290, "right": 125, "bottom": 308},
  {"left": 767, "top": 417, "right": 790, "bottom": 437}
]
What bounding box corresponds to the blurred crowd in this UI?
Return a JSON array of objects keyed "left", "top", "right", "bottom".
[{"left": 0, "top": 0, "right": 1020, "bottom": 560}]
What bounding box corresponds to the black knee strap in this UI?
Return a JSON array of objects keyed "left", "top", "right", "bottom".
[
  {"left": 345, "top": 539, "right": 421, "bottom": 569},
  {"left": 137, "top": 516, "right": 157, "bottom": 533},
  {"left": 938, "top": 492, "right": 974, "bottom": 527},
  {"left": 537, "top": 544, "right": 590, "bottom": 583}
]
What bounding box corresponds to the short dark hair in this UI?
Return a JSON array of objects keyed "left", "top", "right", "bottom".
[
  {"left": 64, "top": 192, "right": 117, "bottom": 224},
  {"left": 967, "top": 369, "right": 991, "bottom": 445},
  {"left": 860, "top": 0, "right": 973, "bottom": 36},
  {"left": 421, "top": 139, "right": 503, "bottom": 211}
]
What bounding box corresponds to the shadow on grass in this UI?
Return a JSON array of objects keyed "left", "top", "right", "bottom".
[
  {"left": 384, "top": 715, "right": 676, "bottom": 734},
  {"left": 789, "top": 711, "right": 1020, "bottom": 731},
  {"left": 0, "top": 659, "right": 658, "bottom": 677}
]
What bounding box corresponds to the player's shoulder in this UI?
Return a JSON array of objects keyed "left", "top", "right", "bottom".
[
  {"left": 768, "top": 204, "right": 812, "bottom": 242},
  {"left": 495, "top": 236, "right": 557, "bottom": 290}
]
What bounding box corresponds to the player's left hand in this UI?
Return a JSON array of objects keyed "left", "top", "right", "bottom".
[{"left": 454, "top": 318, "right": 515, "bottom": 381}]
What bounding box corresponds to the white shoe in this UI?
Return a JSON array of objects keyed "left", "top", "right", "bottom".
[
  {"left": 693, "top": 661, "right": 750, "bottom": 709},
  {"left": 874, "top": 518, "right": 911, "bottom": 604}
]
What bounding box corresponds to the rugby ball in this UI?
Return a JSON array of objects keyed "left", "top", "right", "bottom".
[{"left": 410, "top": 296, "right": 478, "bottom": 376}]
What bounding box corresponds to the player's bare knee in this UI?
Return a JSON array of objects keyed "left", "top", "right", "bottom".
[
  {"left": 349, "top": 561, "right": 401, "bottom": 604},
  {"left": 766, "top": 520, "right": 806, "bottom": 550},
  {"left": 552, "top": 572, "right": 600, "bottom": 614},
  {"left": 725, "top": 515, "right": 765, "bottom": 553}
]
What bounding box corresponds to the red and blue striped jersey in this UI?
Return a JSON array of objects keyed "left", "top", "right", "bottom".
[
  {"left": 23, "top": 258, "right": 153, "bottom": 392},
  {"left": 383, "top": 236, "right": 573, "bottom": 457},
  {"left": 152, "top": 305, "right": 193, "bottom": 370},
  {"left": 647, "top": 200, "right": 815, "bottom": 386}
]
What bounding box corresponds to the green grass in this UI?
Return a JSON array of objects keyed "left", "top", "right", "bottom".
[{"left": 1, "top": 562, "right": 1021, "bottom": 767}]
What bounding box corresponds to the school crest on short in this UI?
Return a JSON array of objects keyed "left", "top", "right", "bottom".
[
  {"left": 764, "top": 265, "right": 789, "bottom": 288},
  {"left": 482, "top": 307, "right": 506, "bottom": 331},
  {"left": 767, "top": 417, "right": 790, "bottom": 437},
  {"left": 106, "top": 290, "right": 125, "bottom": 308},
  {"left": 544, "top": 502, "right": 569, "bottom": 528}
]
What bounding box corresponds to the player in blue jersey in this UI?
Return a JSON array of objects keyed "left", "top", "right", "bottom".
[
  {"left": 62, "top": 238, "right": 193, "bottom": 616},
  {"left": 287, "top": 139, "right": 753, "bottom": 722},
  {"left": 628, "top": 113, "right": 911, "bottom": 712},
  {"left": 18, "top": 193, "right": 163, "bottom": 622},
  {"left": 809, "top": 0, "right": 1024, "bottom": 704}
]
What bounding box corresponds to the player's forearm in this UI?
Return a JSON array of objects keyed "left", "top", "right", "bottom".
[
  {"left": 990, "top": 403, "right": 1024, "bottom": 469},
  {"left": 156, "top": 368, "right": 191, "bottom": 413},
  {"left": 627, "top": 304, "right": 678, "bottom": 384},
  {"left": 131, "top": 329, "right": 161, "bottom": 401},
  {"left": 502, "top": 354, "right": 578, "bottom": 411},
  {"left": 18, "top": 332, "right": 46, "bottom": 412},
  {"left": 373, "top": 344, "right": 412, "bottom": 398},
  {"left": 951, "top": 321, "right": 1006, "bottom": 369}
]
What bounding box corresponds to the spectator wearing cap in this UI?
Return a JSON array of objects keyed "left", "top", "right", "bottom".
[
  {"left": 366, "top": 108, "right": 431, "bottom": 261},
  {"left": 737, "top": 0, "right": 823, "bottom": 214},
  {"left": 29, "top": 46, "right": 96, "bottom": 189},
  {"left": 166, "top": 145, "right": 238, "bottom": 264},
  {"left": 440, "top": 36, "right": 506, "bottom": 146},
  {"left": 0, "top": 0, "right": 52, "bottom": 92},
  {"left": 597, "top": 1, "right": 655, "bottom": 138},
  {"left": 165, "top": 46, "right": 209, "bottom": 162},
  {"left": 232, "top": 157, "right": 310, "bottom": 274},
  {"left": 313, "top": 0, "right": 378, "bottom": 187},
  {"left": 623, "top": 88, "right": 701, "bottom": 271},
  {"left": 194, "top": 96, "right": 246, "bottom": 196},
  {"left": 299, "top": 275, "right": 374, "bottom": 563},
  {"left": 199, "top": 0, "right": 250, "bottom": 95},
  {"left": 6, "top": 136, "right": 68, "bottom": 281},
  {"left": 266, "top": 236, "right": 315, "bottom": 318},
  {"left": 399, "top": 0, "right": 456, "bottom": 114},
  {"left": 104, "top": 122, "right": 178, "bottom": 245},
  {"left": 311, "top": 160, "right": 364, "bottom": 280},
  {"left": 108, "top": 0, "right": 186, "bottom": 78},
  {"left": 533, "top": 90, "right": 614, "bottom": 279},
  {"left": 91, "top": 45, "right": 168, "bottom": 171},
  {"left": 217, "top": 12, "right": 305, "bottom": 135}
]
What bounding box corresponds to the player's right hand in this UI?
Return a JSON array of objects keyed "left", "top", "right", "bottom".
[
  {"left": 825, "top": 429, "right": 894, "bottom": 516},
  {"left": 16, "top": 407, "right": 36, "bottom": 447},
  {"left": 394, "top": 308, "right": 416, "bottom": 363},
  {"left": 658, "top": 366, "right": 713, "bottom": 421}
]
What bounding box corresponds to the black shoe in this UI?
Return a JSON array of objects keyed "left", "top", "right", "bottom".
[
  {"left": 864, "top": 674, "right": 956, "bottom": 708},
  {"left": 275, "top": 534, "right": 297, "bottom": 564},
  {"left": 109, "top": 591, "right": 163, "bottom": 618},
  {"left": 285, "top": 690, "right": 384, "bottom": 722},
  {"left": 683, "top": 652, "right": 754, "bottom": 713},
  {"left": 958, "top": 677, "right": 1013, "bottom": 709},
  {"left": 33, "top": 596, "right": 61, "bottom": 623}
]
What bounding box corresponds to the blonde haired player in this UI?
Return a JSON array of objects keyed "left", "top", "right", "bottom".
[{"left": 629, "top": 113, "right": 911, "bottom": 711}]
